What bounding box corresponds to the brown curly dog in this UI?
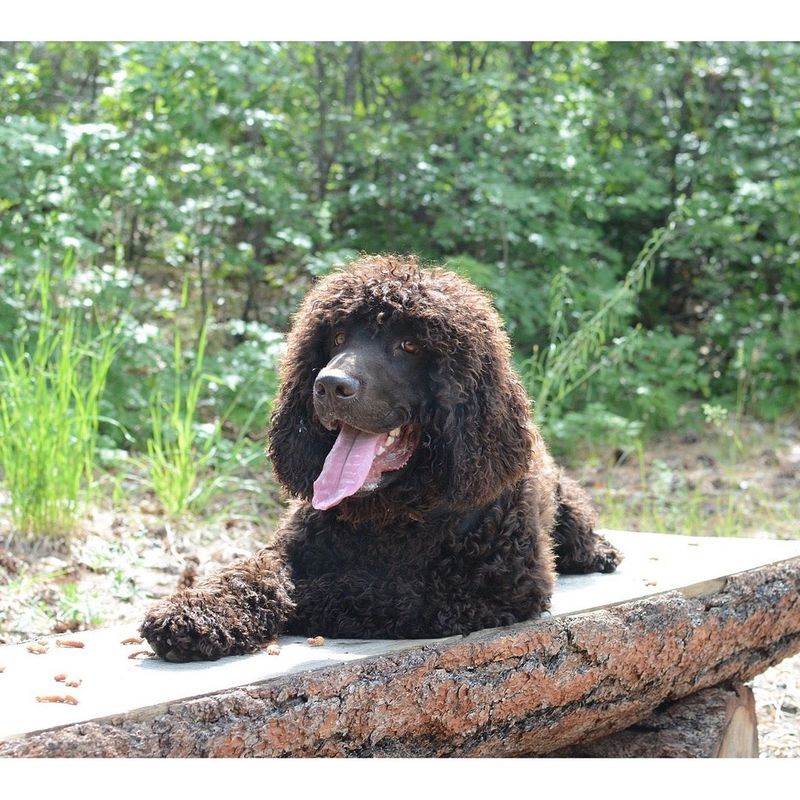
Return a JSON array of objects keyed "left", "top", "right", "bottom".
[{"left": 141, "top": 255, "right": 621, "bottom": 661}]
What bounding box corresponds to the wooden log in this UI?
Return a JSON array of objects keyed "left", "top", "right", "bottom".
[
  {"left": 549, "top": 682, "right": 759, "bottom": 758},
  {"left": 0, "top": 531, "right": 799, "bottom": 757}
]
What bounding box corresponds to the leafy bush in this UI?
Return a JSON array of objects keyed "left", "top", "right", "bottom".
[
  {"left": 577, "top": 328, "right": 711, "bottom": 432},
  {"left": 1, "top": 42, "right": 798, "bottom": 526},
  {"left": 518, "top": 214, "right": 685, "bottom": 446}
]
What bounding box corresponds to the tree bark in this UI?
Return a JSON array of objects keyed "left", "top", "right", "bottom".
[{"left": 550, "top": 682, "right": 759, "bottom": 757}]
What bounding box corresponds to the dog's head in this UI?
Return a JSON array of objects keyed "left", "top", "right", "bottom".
[{"left": 267, "top": 255, "right": 532, "bottom": 518}]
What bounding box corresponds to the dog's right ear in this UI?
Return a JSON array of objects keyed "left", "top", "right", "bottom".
[{"left": 267, "top": 321, "right": 336, "bottom": 500}]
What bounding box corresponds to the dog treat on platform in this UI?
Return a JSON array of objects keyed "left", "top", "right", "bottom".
[{"left": 35, "top": 695, "right": 78, "bottom": 705}]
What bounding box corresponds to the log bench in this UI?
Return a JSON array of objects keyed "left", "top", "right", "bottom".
[{"left": 1, "top": 530, "right": 799, "bottom": 758}]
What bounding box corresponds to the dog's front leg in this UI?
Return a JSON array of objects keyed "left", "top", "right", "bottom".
[{"left": 140, "top": 547, "right": 295, "bottom": 662}]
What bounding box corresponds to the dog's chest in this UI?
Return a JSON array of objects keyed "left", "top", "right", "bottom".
[
  {"left": 292, "top": 507, "right": 492, "bottom": 579},
  {"left": 318, "top": 523, "right": 438, "bottom": 573}
]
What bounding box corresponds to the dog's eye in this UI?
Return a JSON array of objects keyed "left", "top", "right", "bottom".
[
  {"left": 333, "top": 331, "right": 346, "bottom": 347},
  {"left": 399, "top": 340, "right": 419, "bottom": 354}
]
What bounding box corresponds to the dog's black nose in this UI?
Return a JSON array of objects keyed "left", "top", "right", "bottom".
[{"left": 314, "top": 369, "right": 360, "bottom": 400}]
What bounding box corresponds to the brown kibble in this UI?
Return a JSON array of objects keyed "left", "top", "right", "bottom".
[
  {"left": 37, "top": 639, "right": 49, "bottom": 646},
  {"left": 54, "top": 673, "right": 81, "bottom": 686},
  {"left": 36, "top": 694, "right": 79, "bottom": 705},
  {"left": 121, "top": 636, "right": 144, "bottom": 645},
  {"left": 128, "top": 649, "right": 155, "bottom": 659},
  {"left": 265, "top": 643, "right": 281, "bottom": 656},
  {"left": 55, "top": 638, "right": 85, "bottom": 648},
  {"left": 307, "top": 636, "right": 325, "bottom": 647},
  {"left": 27, "top": 643, "right": 48, "bottom": 655}
]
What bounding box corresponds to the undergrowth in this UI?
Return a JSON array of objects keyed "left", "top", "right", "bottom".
[
  {"left": 0, "top": 263, "right": 118, "bottom": 536},
  {"left": 143, "top": 283, "right": 269, "bottom": 517},
  {"left": 144, "top": 288, "right": 212, "bottom": 516},
  {"left": 590, "top": 418, "right": 798, "bottom": 539},
  {"left": 523, "top": 207, "right": 684, "bottom": 429}
]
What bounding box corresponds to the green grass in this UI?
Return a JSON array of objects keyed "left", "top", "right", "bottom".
[
  {"left": 145, "top": 300, "right": 212, "bottom": 516},
  {"left": 144, "top": 287, "right": 269, "bottom": 516},
  {"left": 0, "top": 267, "right": 117, "bottom": 536}
]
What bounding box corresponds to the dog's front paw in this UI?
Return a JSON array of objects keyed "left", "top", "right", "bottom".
[
  {"left": 140, "top": 592, "right": 245, "bottom": 662},
  {"left": 592, "top": 537, "right": 623, "bottom": 574}
]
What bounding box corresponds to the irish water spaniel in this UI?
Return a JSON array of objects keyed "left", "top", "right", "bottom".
[{"left": 141, "top": 255, "right": 621, "bottom": 661}]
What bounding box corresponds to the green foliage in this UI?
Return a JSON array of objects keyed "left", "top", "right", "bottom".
[
  {"left": 142, "top": 288, "right": 275, "bottom": 516},
  {"left": 204, "top": 320, "right": 285, "bottom": 430},
  {"left": 57, "top": 583, "right": 105, "bottom": 627},
  {"left": 0, "top": 41, "right": 798, "bottom": 523},
  {"left": 140, "top": 276, "right": 230, "bottom": 517},
  {"left": 523, "top": 212, "right": 682, "bottom": 424},
  {"left": 546, "top": 403, "right": 645, "bottom": 455},
  {"left": 587, "top": 328, "right": 711, "bottom": 430},
  {"left": 0, "top": 262, "right": 118, "bottom": 535},
  {"left": 445, "top": 255, "right": 549, "bottom": 348}
]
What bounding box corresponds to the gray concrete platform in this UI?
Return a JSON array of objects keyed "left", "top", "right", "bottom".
[{"left": 1, "top": 530, "right": 799, "bottom": 744}]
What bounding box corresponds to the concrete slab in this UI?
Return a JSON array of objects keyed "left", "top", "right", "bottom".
[{"left": 1, "top": 530, "right": 799, "bottom": 743}]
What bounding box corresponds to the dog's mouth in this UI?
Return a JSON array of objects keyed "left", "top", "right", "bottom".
[{"left": 312, "top": 422, "right": 420, "bottom": 511}]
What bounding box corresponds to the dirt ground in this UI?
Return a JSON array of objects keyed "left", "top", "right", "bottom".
[
  {"left": 0, "top": 419, "right": 798, "bottom": 757},
  {"left": 573, "top": 418, "right": 800, "bottom": 757}
]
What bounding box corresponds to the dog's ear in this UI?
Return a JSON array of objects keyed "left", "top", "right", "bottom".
[
  {"left": 267, "top": 320, "right": 335, "bottom": 500},
  {"left": 428, "top": 325, "right": 533, "bottom": 509}
]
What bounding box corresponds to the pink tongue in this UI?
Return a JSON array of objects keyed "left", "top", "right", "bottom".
[{"left": 312, "top": 424, "right": 386, "bottom": 510}]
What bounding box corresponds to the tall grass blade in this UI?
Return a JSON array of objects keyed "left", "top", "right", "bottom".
[{"left": 0, "top": 266, "right": 118, "bottom": 536}]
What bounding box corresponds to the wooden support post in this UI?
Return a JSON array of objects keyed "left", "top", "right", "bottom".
[{"left": 550, "top": 682, "right": 759, "bottom": 757}]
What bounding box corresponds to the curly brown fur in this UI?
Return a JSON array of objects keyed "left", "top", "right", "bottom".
[
  {"left": 141, "top": 549, "right": 294, "bottom": 661},
  {"left": 141, "top": 255, "right": 621, "bottom": 662}
]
